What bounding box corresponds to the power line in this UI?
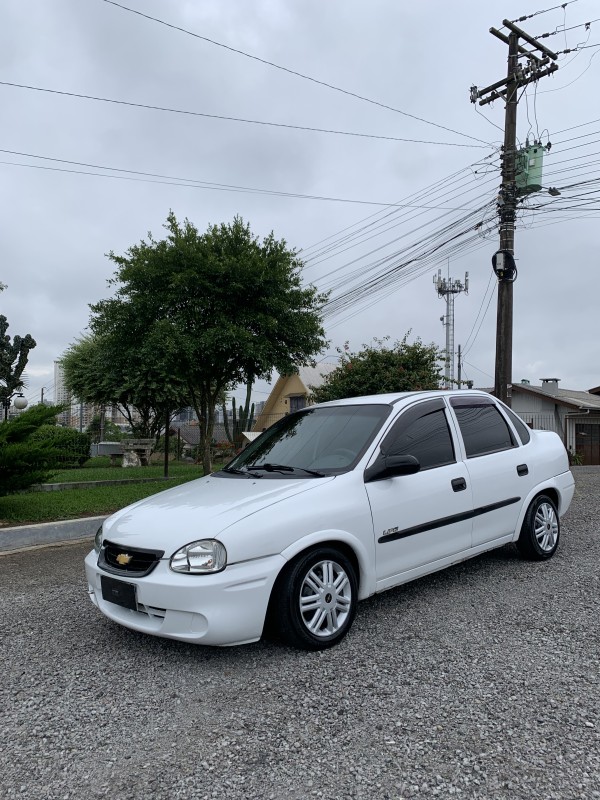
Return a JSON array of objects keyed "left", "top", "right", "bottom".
[
  {"left": 307, "top": 175, "right": 499, "bottom": 275},
  {"left": 100, "top": 0, "right": 491, "bottom": 146},
  {"left": 462, "top": 277, "right": 497, "bottom": 356},
  {"left": 537, "top": 44, "right": 600, "bottom": 93},
  {"left": 554, "top": 116, "right": 600, "bottom": 135},
  {"left": 508, "top": 1, "right": 581, "bottom": 25},
  {"left": 321, "top": 206, "right": 493, "bottom": 320},
  {"left": 301, "top": 156, "right": 501, "bottom": 263},
  {"left": 535, "top": 16, "right": 600, "bottom": 39},
  {"left": 462, "top": 359, "right": 494, "bottom": 382},
  {"left": 325, "top": 238, "right": 492, "bottom": 331},
  {"left": 552, "top": 127, "right": 600, "bottom": 145},
  {"left": 0, "top": 81, "right": 487, "bottom": 149},
  {"left": 303, "top": 170, "right": 499, "bottom": 268},
  {"left": 0, "top": 150, "right": 488, "bottom": 210}
]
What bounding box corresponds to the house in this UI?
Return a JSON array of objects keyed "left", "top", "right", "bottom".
[
  {"left": 253, "top": 363, "right": 337, "bottom": 431},
  {"left": 511, "top": 378, "right": 600, "bottom": 464}
]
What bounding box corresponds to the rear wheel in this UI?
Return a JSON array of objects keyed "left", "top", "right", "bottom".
[
  {"left": 516, "top": 494, "right": 560, "bottom": 560},
  {"left": 273, "top": 547, "right": 358, "bottom": 650}
]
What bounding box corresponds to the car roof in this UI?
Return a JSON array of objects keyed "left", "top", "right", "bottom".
[{"left": 315, "top": 389, "right": 494, "bottom": 408}]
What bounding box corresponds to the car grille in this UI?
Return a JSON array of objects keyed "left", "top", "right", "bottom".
[
  {"left": 138, "top": 603, "right": 167, "bottom": 619},
  {"left": 99, "top": 540, "right": 165, "bottom": 577}
]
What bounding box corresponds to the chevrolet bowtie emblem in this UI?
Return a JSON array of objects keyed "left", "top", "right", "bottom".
[{"left": 116, "top": 553, "right": 133, "bottom": 566}]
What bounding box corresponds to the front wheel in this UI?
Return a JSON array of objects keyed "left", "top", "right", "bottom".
[
  {"left": 516, "top": 494, "right": 560, "bottom": 560},
  {"left": 273, "top": 547, "right": 358, "bottom": 650}
]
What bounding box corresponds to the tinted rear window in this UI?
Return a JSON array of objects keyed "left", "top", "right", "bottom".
[
  {"left": 502, "top": 406, "right": 531, "bottom": 444},
  {"left": 450, "top": 399, "right": 516, "bottom": 457}
]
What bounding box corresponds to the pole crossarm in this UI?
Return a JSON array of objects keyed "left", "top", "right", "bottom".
[
  {"left": 489, "top": 27, "right": 545, "bottom": 64},
  {"left": 501, "top": 19, "right": 559, "bottom": 60},
  {"left": 477, "top": 63, "right": 559, "bottom": 106}
]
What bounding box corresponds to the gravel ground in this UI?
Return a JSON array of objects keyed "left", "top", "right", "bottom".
[{"left": 1, "top": 467, "right": 599, "bottom": 800}]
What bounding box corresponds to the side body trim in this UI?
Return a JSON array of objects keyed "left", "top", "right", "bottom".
[{"left": 378, "top": 496, "right": 521, "bottom": 543}]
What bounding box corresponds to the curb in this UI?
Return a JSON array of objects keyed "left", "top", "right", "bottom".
[{"left": 0, "top": 515, "right": 107, "bottom": 554}]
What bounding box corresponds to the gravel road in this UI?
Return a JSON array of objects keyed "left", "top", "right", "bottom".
[{"left": 1, "top": 468, "right": 599, "bottom": 800}]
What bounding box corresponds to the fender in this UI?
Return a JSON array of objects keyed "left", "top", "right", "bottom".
[
  {"left": 511, "top": 471, "right": 575, "bottom": 542},
  {"left": 279, "top": 528, "right": 376, "bottom": 600}
]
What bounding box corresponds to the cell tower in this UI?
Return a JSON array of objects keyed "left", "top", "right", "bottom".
[{"left": 433, "top": 270, "right": 469, "bottom": 388}]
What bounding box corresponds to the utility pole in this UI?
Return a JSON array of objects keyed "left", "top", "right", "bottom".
[
  {"left": 471, "top": 19, "right": 558, "bottom": 406},
  {"left": 434, "top": 270, "right": 468, "bottom": 389}
]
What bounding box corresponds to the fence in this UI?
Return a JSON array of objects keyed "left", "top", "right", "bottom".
[{"left": 516, "top": 413, "right": 561, "bottom": 435}]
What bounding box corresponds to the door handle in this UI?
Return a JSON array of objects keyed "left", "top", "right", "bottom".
[
  {"left": 451, "top": 477, "right": 467, "bottom": 492},
  {"left": 517, "top": 464, "right": 529, "bottom": 476}
]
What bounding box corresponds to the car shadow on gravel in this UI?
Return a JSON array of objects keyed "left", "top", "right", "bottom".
[{"left": 85, "top": 542, "right": 531, "bottom": 664}]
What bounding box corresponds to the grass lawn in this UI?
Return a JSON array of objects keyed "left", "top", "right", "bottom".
[
  {"left": 0, "top": 460, "right": 225, "bottom": 526},
  {"left": 49, "top": 461, "right": 204, "bottom": 483}
]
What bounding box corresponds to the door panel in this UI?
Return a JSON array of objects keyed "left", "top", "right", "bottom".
[
  {"left": 365, "top": 398, "right": 473, "bottom": 586},
  {"left": 368, "top": 464, "right": 474, "bottom": 585},
  {"left": 462, "top": 449, "right": 533, "bottom": 545},
  {"left": 448, "top": 395, "right": 534, "bottom": 546}
]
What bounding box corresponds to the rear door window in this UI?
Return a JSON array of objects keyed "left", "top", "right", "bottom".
[{"left": 450, "top": 397, "right": 516, "bottom": 457}]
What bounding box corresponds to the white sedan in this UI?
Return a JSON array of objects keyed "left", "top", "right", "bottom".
[{"left": 85, "top": 390, "right": 575, "bottom": 649}]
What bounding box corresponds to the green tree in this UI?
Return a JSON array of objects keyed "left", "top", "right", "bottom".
[
  {"left": 90, "top": 213, "right": 327, "bottom": 473},
  {"left": 85, "top": 414, "right": 126, "bottom": 443},
  {"left": 311, "top": 336, "right": 443, "bottom": 403},
  {"left": 0, "top": 315, "right": 36, "bottom": 420},
  {"left": 61, "top": 331, "right": 189, "bottom": 442},
  {"left": 0, "top": 405, "right": 63, "bottom": 495}
]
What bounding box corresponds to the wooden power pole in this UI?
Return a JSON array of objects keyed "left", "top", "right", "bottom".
[{"left": 471, "top": 19, "right": 558, "bottom": 406}]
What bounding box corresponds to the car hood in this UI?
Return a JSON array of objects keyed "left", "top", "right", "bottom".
[{"left": 102, "top": 473, "right": 336, "bottom": 551}]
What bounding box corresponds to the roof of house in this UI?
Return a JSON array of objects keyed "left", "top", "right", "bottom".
[
  {"left": 257, "top": 362, "right": 338, "bottom": 417},
  {"left": 513, "top": 382, "right": 600, "bottom": 411},
  {"left": 297, "top": 362, "right": 337, "bottom": 391}
]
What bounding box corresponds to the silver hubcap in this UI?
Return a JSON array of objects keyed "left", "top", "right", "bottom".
[
  {"left": 534, "top": 502, "right": 559, "bottom": 552},
  {"left": 299, "top": 560, "right": 352, "bottom": 637}
]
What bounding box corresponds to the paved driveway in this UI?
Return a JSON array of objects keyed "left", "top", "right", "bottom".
[{"left": 1, "top": 468, "right": 599, "bottom": 800}]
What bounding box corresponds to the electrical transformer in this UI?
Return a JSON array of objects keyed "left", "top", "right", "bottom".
[{"left": 515, "top": 143, "right": 544, "bottom": 195}]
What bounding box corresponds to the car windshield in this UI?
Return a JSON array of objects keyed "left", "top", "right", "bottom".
[{"left": 223, "top": 404, "right": 391, "bottom": 477}]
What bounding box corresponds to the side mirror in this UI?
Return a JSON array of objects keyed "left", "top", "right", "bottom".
[{"left": 364, "top": 454, "right": 421, "bottom": 483}]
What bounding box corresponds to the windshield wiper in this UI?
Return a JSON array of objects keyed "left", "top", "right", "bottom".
[
  {"left": 246, "top": 463, "right": 326, "bottom": 477},
  {"left": 221, "top": 467, "right": 263, "bottom": 478}
]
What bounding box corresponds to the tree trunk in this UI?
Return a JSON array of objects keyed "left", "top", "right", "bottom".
[
  {"left": 196, "top": 388, "right": 213, "bottom": 475},
  {"left": 190, "top": 384, "right": 223, "bottom": 476}
]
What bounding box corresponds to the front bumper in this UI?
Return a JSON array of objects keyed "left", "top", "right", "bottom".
[{"left": 84, "top": 550, "right": 286, "bottom": 646}]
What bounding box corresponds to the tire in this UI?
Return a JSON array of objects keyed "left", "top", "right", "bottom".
[
  {"left": 273, "top": 547, "right": 358, "bottom": 650},
  {"left": 516, "top": 494, "right": 560, "bottom": 560}
]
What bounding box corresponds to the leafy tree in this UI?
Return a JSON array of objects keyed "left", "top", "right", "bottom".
[
  {"left": 61, "top": 330, "right": 189, "bottom": 442},
  {"left": 90, "top": 213, "right": 327, "bottom": 473},
  {"left": 0, "top": 405, "right": 63, "bottom": 495},
  {"left": 0, "top": 315, "right": 36, "bottom": 419},
  {"left": 30, "top": 425, "right": 91, "bottom": 468},
  {"left": 85, "top": 414, "right": 126, "bottom": 443},
  {"left": 311, "top": 336, "right": 443, "bottom": 403}
]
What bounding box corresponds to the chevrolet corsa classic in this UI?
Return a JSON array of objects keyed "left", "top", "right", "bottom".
[{"left": 85, "top": 391, "right": 575, "bottom": 650}]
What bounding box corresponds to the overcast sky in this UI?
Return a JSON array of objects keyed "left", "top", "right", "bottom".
[{"left": 2, "top": 0, "right": 599, "bottom": 411}]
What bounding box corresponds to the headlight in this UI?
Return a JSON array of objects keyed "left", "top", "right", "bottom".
[
  {"left": 94, "top": 526, "right": 104, "bottom": 554},
  {"left": 170, "top": 539, "right": 227, "bottom": 574}
]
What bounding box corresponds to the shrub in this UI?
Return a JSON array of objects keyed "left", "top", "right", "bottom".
[
  {"left": 311, "top": 335, "right": 443, "bottom": 403},
  {"left": 30, "top": 425, "right": 91, "bottom": 468},
  {"left": 0, "top": 405, "right": 63, "bottom": 495}
]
